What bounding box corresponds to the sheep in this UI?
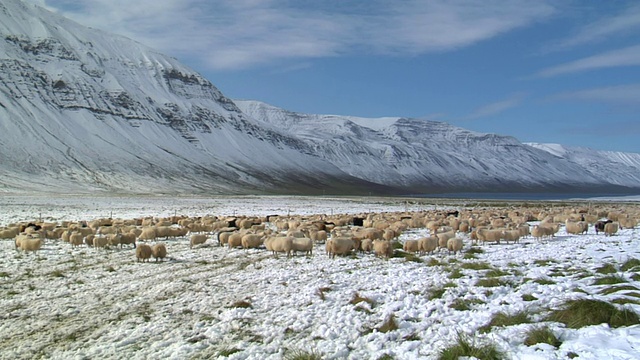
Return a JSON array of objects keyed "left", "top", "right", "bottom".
[
  {"left": 403, "top": 239, "right": 420, "bottom": 254},
  {"left": 0, "top": 227, "right": 19, "bottom": 239},
  {"left": 476, "top": 228, "right": 502, "bottom": 244},
  {"left": 604, "top": 222, "right": 619, "bottom": 237},
  {"left": 136, "top": 243, "right": 153, "bottom": 262},
  {"left": 120, "top": 232, "right": 137, "bottom": 248},
  {"left": 373, "top": 239, "right": 393, "bottom": 259},
  {"left": 69, "top": 232, "right": 84, "bottom": 248},
  {"left": 190, "top": 234, "right": 209, "bottom": 248},
  {"left": 217, "top": 230, "right": 234, "bottom": 246},
  {"left": 241, "top": 234, "right": 264, "bottom": 249},
  {"left": 227, "top": 232, "right": 244, "bottom": 249},
  {"left": 360, "top": 238, "right": 373, "bottom": 253},
  {"left": 85, "top": 234, "right": 95, "bottom": 247},
  {"left": 447, "top": 237, "right": 463, "bottom": 255},
  {"left": 137, "top": 227, "right": 157, "bottom": 242},
  {"left": 328, "top": 237, "right": 356, "bottom": 258},
  {"left": 152, "top": 243, "right": 167, "bottom": 262},
  {"left": 309, "top": 230, "right": 328, "bottom": 244},
  {"left": 501, "top": 229, "right": 521, "bottom": 244},
  {"left": 292, "top": 237, "right": 313, "bottom": 256},
  {"left": 595, "top": 220, "right": 613, "bottom": 234},
  {"left": 264, "top": 236, "right": 294, "bottom": 257},
  {"left": 93, "top": 235, "right": 108, "bottom": 249},
  {"left": 107, "top": 232, "right": 122, "bottom": 248},
  {"left": 565, "top": 220, "right": 588, "bottom": 235},
  {"left": 418, "top": 236, "right": 438, "bottom": 255},
  {"left": 15, "top": 234, "right": 42, "bottom": 253}
]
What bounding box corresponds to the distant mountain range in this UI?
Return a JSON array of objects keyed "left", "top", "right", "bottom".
[{"left": 1, "top": 0, "right": 639, "bottom": 196}]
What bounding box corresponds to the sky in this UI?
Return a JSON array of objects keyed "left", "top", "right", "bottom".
[{"left": 28, "top": 0, "right": 640, "bottom": 153}]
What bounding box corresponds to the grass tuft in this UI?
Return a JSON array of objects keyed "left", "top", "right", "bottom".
[
  {"left": 478, "top": 311, "right": 531, "bottom": 333},
  {"left": 598, "top": 285, "right": 639, "bottom": 295},
  {"left": 427, "top": 258, "right": 443, "bottom": 267},
  {"left": 546, "top": 299, "right": 640, "bottom": 328},
  {"left": 428, "top": 287, "right": 447, "bottom": 300},
  {"left": 218, "top": 347, "right": 242, "bottom": 357},
  {"left": 393, "top": 250, "right": 423, "bottom": 263},
  {"left": 378, "top": 314, "right": 399, "bottom": 333},
  {"left": 596, "top": 263, "right": 618, "bottom": 274},
  {"left": 533, "top": 278, "right": 556, "bottom": 285},
  {"left": 283, "top": 348, "right": 323, "bottom": 360},
  {"left": 593, "top": 275, "right": 627, "bottom": 285},
  {"left": 438, "top": 333, "right": 504, "bottom": 360},
  {"left": 229, "top": 300, "right": 252, "bottom": 309},
  {"left": 449, "top": 298, "right": 485, "bottom": 311},
  {"left": 524, "top": 326, "right": 562, "bottom": 348},
  {"left": 350, "top": 292, "right": 375, "bottom": 307},
  {"left": 621, "top": 258, "right": 640, "bottom": 272},
  {"left": 462, "top": 262, "right": 492, "bottom": 270},
  {"left": 521, "top": 294, "right": 538, "bottom": 302},
  {"left": 476, "top": 278, "right": 509, "bottom": 287},
  {"left": 316, "top": 287, "right": 332, "bottom": 301}
]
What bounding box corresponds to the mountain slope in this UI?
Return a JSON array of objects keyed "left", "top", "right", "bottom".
[
  {"left": 236, "top": 100, "right": 640, "bottom": 194},
  {"left": 0, "top": 0, "right": 395, "bottom": 195},
  {"left": 0, "top": 0, "right": 638, "bottom": 196}
]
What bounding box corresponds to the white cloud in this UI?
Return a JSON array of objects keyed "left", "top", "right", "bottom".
[
  {"left": 553, "top": 83, "right": 640, "bottom": 105},
  {"left": 551, "top": 4, "right": 640, "bottom": 50},
  {"left": 36, "top": 0, "right": 556, "bottom": 70},
  {"left": 464, "top": 93, "right": 526, "bottom": 120},
  {"left": 534, "top": 44, "right": 640, "bottom": 78}
]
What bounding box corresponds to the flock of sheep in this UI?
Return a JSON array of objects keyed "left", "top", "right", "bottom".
[{"left": 2, "top": 202, "right": 638, "bottom": 262}]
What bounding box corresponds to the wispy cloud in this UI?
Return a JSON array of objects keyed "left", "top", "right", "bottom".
[
  {"left": 533, "top": 44, "right": 640, "bottom": 78},
  {"left": 33, "top": 0, "right": 556, "bottom": 70},
  {"left": 464, "top": 93, "right": 526, "bottom": 120},
  {"left": 552, "top": 83, "right": 640, "bottom": 106},
  {"left": 550, "top": 3, "right": 640, "bottom": 50}
]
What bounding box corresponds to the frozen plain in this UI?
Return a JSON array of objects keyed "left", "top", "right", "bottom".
[{"left": 1, "top": 194, "right": 640, "bottom": 360}]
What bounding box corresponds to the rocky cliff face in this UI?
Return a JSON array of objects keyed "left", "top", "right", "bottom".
[{"left": 0, "top": 0, "right": 638, "bottom": 196}]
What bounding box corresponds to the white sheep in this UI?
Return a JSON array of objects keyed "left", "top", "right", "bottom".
[
  {"left": 373, "top": 239, "right": 392, "bottom": 259},
  {"left": 152, "top": 243, "right": 167, "bottom": 262},
  {"left": 418, "top": 236, "right": 438, "bottom": 255},
  {"left": 241, "top": 234, "right": 264, "bottom": 249},
  {"left": 69, "top": 232, "right": 84, "bottom": 248},
  {"left": 360, "top": 238, "right": 373, "bottom": 253},
  {"left": 292, "top": 237, "right": 313, "bottom": 256},
  {"left": 15, "top": 234, "right": 43, "bottom": 253},
  {"left": 447, "top": 237, "right": 463, "bottom": 255},
  {"left": 328, "top": 237, "right": 355, "bottom": 258},
  {"left": 136, "top": 243, "right": 153, "bottom": 262},
  {"left": 604, "top": 222, "right": 619, "bottom": 236},
  {"left": 264, "top": 236, "right": 294, "bottom": 257},
  {"left": 190, "top": 234, "right": 209, "bottom": 248},
  {"left": 403, "top": 239, "right": 420, "bottom": 254}
]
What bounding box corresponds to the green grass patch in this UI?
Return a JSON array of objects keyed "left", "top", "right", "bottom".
[
  {"left": 485, "top": 269, "right": 510, "bottom": 278},
  {"left": 611, "top": 298, "right": 640, "bottom": 306},
  {"left": 533, "top": 259, "right": 557, "bottom": 266},
  {"left": 632, "top": 273, "right": 640, "bottom": 281},
  {"left": 427, "top": 258, "right": 442, "bottom": 267},
  {"left": 393, "top": 250, "right": 423, "bottom": 263},
  {"left": 593, "top": 275, "right": 628, "bottom": 285},
  {"left": 449, "top": 268, "right": 464, "bottom": 279},
  {"left": 463, "top": 253, "right": 477, "bottom": 260},
  {"left": 621, "top": 258, "right": 640, "bottom": 272},
  {"left": 546, "top": 299, "right": 640, "bottom": 328},
  {"left": 376, "top": 355, "right": 394, "bottom": 360},
  {"left": 438, "top": 333, "right": 504, "bottom": 360},
  {"left": 476, "top": 278, "right": 509, "bottom": 287},
  {"left": 449, "top": 298, "right": 485, "bottom": 311},
  {"left": 283, "top": 349, "right": 323, "bottom": 360},
  {"left": 0, "top": 271, "right": 10, "bottom": 278},
  {"left": 533, "top": 278, "right": 556, "bottom": 285},
  {"left": 479, "top": 311, "right": 531, "bottom": 333},
  {"left": 49, "top": 270, "right": 65, "bottom": 278},
  {"left": 218, "top": 347, "right": 242, "bottom": 357},
  {"left": 428, "top": 287, "right": 447, "bottom": 300},
  {"left": 522, "top": 294, "right": 538, "bottom": 302},
  {"left": 466, "top": 247, "right": 485, "bottom": 254},
  {"left": 524, "top": 326, "right": 562, "bottom": 348},
  {"left": 596, "top": 263, "right": 618, "bottom": 274},
  {"left": 598, "top": 285, "right": 640, "bottom": 295},
  {"left": 229, "top": 300, "right": 252, "bottom": 309},
  {"left": 462, "top": 262, "right": 492, "bottom": 270}
]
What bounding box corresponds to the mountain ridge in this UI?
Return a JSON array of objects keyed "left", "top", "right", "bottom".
[{"left": 0, "top": 0, "right": 638, "bottom": 196}]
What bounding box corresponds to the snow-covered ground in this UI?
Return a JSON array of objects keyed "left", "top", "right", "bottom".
[{"left": 1, "top": 195, "right": 639, "bottom": 360}]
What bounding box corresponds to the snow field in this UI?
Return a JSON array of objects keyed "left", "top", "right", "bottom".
[{"left": 1, "top": 195, "right": 639, "bottom": 359}]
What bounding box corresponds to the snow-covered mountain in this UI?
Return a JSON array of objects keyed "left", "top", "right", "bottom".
[{"left": 0, "top": 0, "right": 638, "bottom": 196}]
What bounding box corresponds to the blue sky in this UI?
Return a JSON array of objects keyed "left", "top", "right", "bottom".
[{"left": 31, "top": 0, "right": 640, "bottom": 153}]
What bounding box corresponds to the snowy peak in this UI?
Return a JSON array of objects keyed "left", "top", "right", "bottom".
[{"left": 0, "top": 1, "right": 639, "bottom": 196}]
